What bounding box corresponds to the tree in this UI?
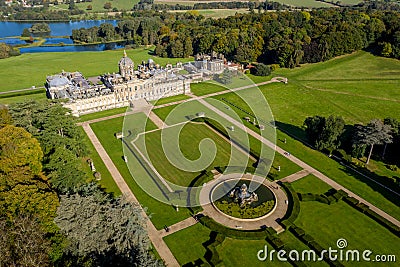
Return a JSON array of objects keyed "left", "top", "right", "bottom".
[
  {"left": 55, "top": 184, "right": 161, "bottom": 266},
  {"left": 353, "top": 119, "right": 393, "bottom": 164},
  {"left": 0, "top": 126, "right": 59, "bottom": 230},
  {"left": 183, "top": 36, "right": 193, "bottom": 57},
  {"left": 21, "top": 28, "right": 31, "bottom": 37},
  {"left": 87, "top": 4, "right": 93, "bottom": 10},
  {"left": 304, "top": 115, "right": 345, "bottom": 153},
  {"left": 0, "top": 216, "right": 51, "bottom": 267},
  {"left": 251, "top": 63, "right": 271, "bottom": 76},
  {"left": 46, "top": 147, "right": 86, "bottom": 193},
  {"left": 68, "top": 0, "right": 75, "bottom": 10},
  {"left": 0, "top": 106, "right": 12, "bottom": 128},
  {"left": 0, "top": 125, "right": 43, "bottom": 175},
  {"left": 104, "top": 2, "right": 112, "bottom": 10}
]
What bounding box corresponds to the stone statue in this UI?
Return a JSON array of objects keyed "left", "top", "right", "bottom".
[{"left": 229, "top": 183, "right": 258, "bottom": 207}]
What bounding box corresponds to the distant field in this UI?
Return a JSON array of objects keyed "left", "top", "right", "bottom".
[
  {"left": 264, "top": 0, "right": 335, "bottom": 8},
  {"left": 0, "top": 47, "right": 190, "bottom": 92},
  {"left": 51, "top": 0, "right": 139, "bottom": 12}
]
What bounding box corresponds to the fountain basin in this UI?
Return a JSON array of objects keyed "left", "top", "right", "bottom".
[{"left": 211, "top": 178, "right": 276, "bottom": 220}]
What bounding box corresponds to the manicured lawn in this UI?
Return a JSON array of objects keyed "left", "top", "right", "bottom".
[
  {"left": 295, "top": 201, "right": 400, "bottom": 266},
  {"left": 77, "top": 107, "right": 128, "bottom": 122},
  {"left": 291, "top": 174, "right": 333, "bottom": 195},
  {"left": 150, "top": 94, "right": 192, "bottom": 106},
  {"left": 190, "top": 82, "right": 227, "bottom": 96},
  {"left": 78, "top": 126, "right": 121, "bottom": 196},
  {"left": 153, "top": 101, "right": 302, "bottom": 181},
  {"left": 135, "top": 122, "right": 254, "bottom": 186},
  {"left": 218, "top": 239, "right": 291, "bottom": 266},
  {"left": 163, "top": 223, "right": 212, "bottom": 265},
  {"left": 51, "top": 0, "right": 139, "bottom": 12},
  {"left": 0, "top": 47, "right": 190, "bottom": 92},
  {"left": 89, "top": 114, "right": 191, "bottom": 229},
  {"left": 0, "top": 91, "right": 46, "bottom": 105}
]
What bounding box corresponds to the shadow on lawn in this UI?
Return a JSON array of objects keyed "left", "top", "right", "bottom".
[{"left": 275, "top": 121, "right": 400, "bottom": 211}]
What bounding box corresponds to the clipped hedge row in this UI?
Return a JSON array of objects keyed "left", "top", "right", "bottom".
[
  {"left": 280, "top": 182, "right": 301, "bottom": 225},
  {"left": 203, "top": 232, "right": 225, "bottom": 266},
  {"left": 198, "top": 216, "right": 269, "bottom": 240}
]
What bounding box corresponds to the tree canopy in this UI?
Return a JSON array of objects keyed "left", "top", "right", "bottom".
[{"left": 55, "top": 184, "right": 161, "bottom": 266}]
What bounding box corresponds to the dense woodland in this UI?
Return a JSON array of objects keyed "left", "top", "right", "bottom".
[
  {"left": 72, "top": 6, "right": 400, "bottom": 67},
  {"left": 0, "top": 102, "right": 161, "bottom": 266}
]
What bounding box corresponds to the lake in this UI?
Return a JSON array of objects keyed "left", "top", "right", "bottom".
[
  {"left": 0, "top": 20, "right": 118, "bottom": 38},
  {"left": 0, "top": 20, "right": 121, "bottom": 53}
]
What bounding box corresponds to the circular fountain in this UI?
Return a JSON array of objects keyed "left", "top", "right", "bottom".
[{"left": 211, "top": 178, "right": 276, "bottom": 220}]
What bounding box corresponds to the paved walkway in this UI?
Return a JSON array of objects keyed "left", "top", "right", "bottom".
[
  {"left": 158, "top": 217, "right": 198, "bottom": 238},
  {"left": 197, "top": 98, "right": 400, "bottom": 228},
  {"left": 148, "top": 111, "right": 166, "bottom": 129},
  {"left": 280, "top": 169, "right": 310, "bottom": 183},
  {"left": 81, "top": 123, "right": 179, "bottom": 267}
]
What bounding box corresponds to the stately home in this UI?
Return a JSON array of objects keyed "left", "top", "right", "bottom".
[{"left": 46, "top": 51, "right": 225, "bottom": 116}]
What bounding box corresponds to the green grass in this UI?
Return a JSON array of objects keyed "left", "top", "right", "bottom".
[
  {"left": 278, "top": 130, "right": 400, "bottom": 221},
  {"left": 150, "top": 94, "right": 192, "bottom": 106},
  {"left": 135, "top": 122, "right": 254, "bottom": 186},
  {"left": 51, "top": 0, "right": 139, "bottom": 12},
  {"left": 78, "top": 126, "right": 121, "bottom": 196},
  {"left": 163, "top": 223, "right": 211, "bottom": 265},
  {"left": 272, "top": 0, "right": 335, "bottom": 7},
  {"left": 291, "top": 174, "right": 333, "bottom": 195},
  {"left": 0, "top": 47, "right": 191, "bottom": 92},
  {"left": 153, "top": 101, "right": 302, "bottom": 181},
  {"left": 198, "top": 51, "right": 400, "bottom": 220},
  {"left": 218, "top": 239, "right": 291, "bottom": 266},
  {"left": 0, "top": 92, "right": 46, "bottom": 105},
  {"left": 190, "top": 82, "right": 227, "bottom": 96},
  {"left": 77, "top": 107, "right": 127, "bottom": 122},
  {"left": 89, "top": 114, "right": 191, "bottom": 229},
  {"left": 295, "top": 201, "right": 400, "bottom": 266}
]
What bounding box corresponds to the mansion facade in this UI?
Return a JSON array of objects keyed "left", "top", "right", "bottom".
[{"left": 46, "top": 51, "right": 225, "bottom": 116}]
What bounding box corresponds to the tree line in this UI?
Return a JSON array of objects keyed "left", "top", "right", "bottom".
[
  {"left": 0, "top": 101, "right": 161, "bottom": 266},
  {"left": 71, "top": 6, "right": 400, "bottom": 67},
  {"left": 303, "top": 115, "right": 400, "bottom": 189}
]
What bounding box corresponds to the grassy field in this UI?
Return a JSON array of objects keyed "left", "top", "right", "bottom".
[
  {"left": 150, "top": 94, "right": 192, "bottom": 106},
  {"left": 152, "top": 101, "right": 302, "bottom": 181},
  {"left": 0, "top": 91, "right": 46, "bottom": 105},
  {"left": 77, "top": 107, "right": 128, "bottom": 122},
  {"left": 290, "top": 174, "right": 332, "bottom": 195},
  {"left": 295, "top": 201, "right": 399, "bottom": 266},
  {"left": 51, "top": 0, "right": 139, "bottom": 12},
  {"left": 135, "top": 122, "right": 254, "bottom": 186},
  {"left": 90, "top": 114, "right": 192, "bottom": 229},
  {"left": 272, "top": 0, "right": 335, "bottom": 7},
  {"left": 0, "top": 47, "right": 190, "bottom": 92},
  {"left": 163, "top": 223, "right": 211, "bottom": 265},
  {"left": 78, "top": 126, "right": 121, "bottom": 195}
]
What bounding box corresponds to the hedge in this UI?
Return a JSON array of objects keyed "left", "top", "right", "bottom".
[
  {"left": 198, "top": 216, "right": 269, "bottom": 240},
  {"left": 280, "top": 182, "right": 301, "bottom": 224},
  {"left": 300, "top": 234, "right": 314, "bottom": 245},
  {"left": 343, "top": 196, "right": 359, "bottom": 206},
  {"left": 290, "top": 225, "right": 305, "bottom": 237}
]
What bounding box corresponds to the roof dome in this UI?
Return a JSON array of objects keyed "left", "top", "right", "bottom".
[{"left": 119, "top": 50, "right": 134, "bottom": 67}]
